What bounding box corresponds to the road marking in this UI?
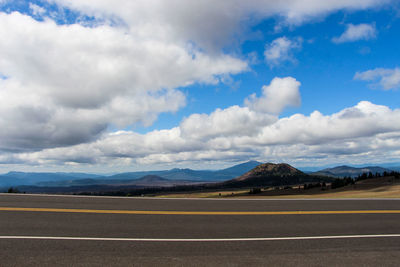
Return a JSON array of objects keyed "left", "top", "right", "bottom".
[
  {"left": 1, "top": 207, "right": 400, "bottom": 215},
  {"left": 1, "top": 234, "right": 400, "bottom": 242}
]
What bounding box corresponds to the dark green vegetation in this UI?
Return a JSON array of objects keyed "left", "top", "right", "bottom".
[
  {"left": 312, "top": 165, "right": 393, "bottom": 178},
  {"left": 330, "top": 177, "right": 355, "bottom": 189},
  {"left": 6, "top": 187, "right": 20, "bottom": 193},
  {"left": 356, "top": 170, "right": 400, "bottom": 181},
  {"left": 330, "top": 170, "right": 400, "bottom": 190},
  {"left": 243, "top": 170, "right": 400, "bottom": 197},
  {"left": 391, "top": 166, "right": 400, "bottom": 172}
]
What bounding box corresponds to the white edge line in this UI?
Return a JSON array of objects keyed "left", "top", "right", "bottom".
[
  {"left": 1, "top": 234, "right": 400, "bottom": 242},
  {"left": 0, "top": 193, "right": 399, "bottom": 201}
]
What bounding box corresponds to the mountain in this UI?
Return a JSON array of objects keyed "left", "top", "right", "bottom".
[
  {"left": 1, "top": 161, "right": 261, "bottom": 188},
  {"left": 0, "top": 176, "right": 26, "bottom": 188},
  {"left": 0, "top": 172, "right": 102, "bottom": 187},
  {"left": 100, "top": 168, "right": 217, "bottom": 181},
  {"left": 133, "top": 175, "right": 169, "bottom": 184},
  {"left": 221, "top": 163, "right": 330, "bottom": 188},
  {"left": 214, "top": 160, "right": 261, "bottom": 178},
  {"left": 125, "top": 175, "right": 198, "bottom": 187},
  {"left": 36, "top": 178, "right": 103, "bottom": 187},
  {"left": 235, "top": 163, "right": 302, "bottom": 180},
  {"left": 128, "top": 161, "right": 262, "bottom": 181},
  {"left": 36, "top": 174, "right": 203, "bottom": 187},
  {"left": 152, "top": 168, "right": 215, "bottom": 181},
  {"left": 103, "top": 171, "right": 159, "bottom": 180},
  {"left": 3, "top": 171, "right": 101, "bottom": 180},
  {"left": 312, "top": 165, "right": 393, "bottom": 178},
  {"left": 105, "top": 163, "right": 262, "bottom": 182},
  {"left": 16, "top": 174, "right": 207, "bottom": 194}
]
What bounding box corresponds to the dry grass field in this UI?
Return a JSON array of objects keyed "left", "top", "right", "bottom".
[{"left": 156, "top": 177, "right": 400, "bottom": 199}]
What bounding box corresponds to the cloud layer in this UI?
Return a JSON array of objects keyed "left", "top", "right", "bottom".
[
  {"left": 5, "top": 78, "right": 400, "bottom": 167},
  {"left": 0, "top": 0, "right": 397, "bottom": 169},
  {"left": 10, "top": 100, "right": 400, "bottom": 167}
]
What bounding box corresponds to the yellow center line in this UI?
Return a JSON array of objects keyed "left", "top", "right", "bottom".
[{"left": 1, "top": 207, "right": 400, "bottom": 215}]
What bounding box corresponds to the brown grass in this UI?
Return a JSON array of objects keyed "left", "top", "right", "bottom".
[{"left": 156, "top": 183, "right": 400, "bottom": 199}]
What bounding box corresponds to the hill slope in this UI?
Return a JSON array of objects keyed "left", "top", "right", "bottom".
[
  {"left": 313, "top": 165, "right": 393, "bottom": 178},
  {"left": 222, "top": 163, "right": 330, "bottom": 188}
]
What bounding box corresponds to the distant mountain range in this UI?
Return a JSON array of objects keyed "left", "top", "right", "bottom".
[
  {"left": 105, "top": 160, "right": 262, "bottom": 181},
  {"left": 0, "top": 160, "right": 261, "bottom": 188},
  {"left": 0, "top": 172, "right": 102, "bottom": 187},
  {"left": 10, "top": 162, "right": 333, "bottom": 195},
  {"left": 35, "top": 175, "right": 204, "bottom": 188},
  {"left": 311, "top": 165, "right": 394, "bottom": 178},
  {"left": 1, "top": 161, "right": 398, "bottom": 191}
]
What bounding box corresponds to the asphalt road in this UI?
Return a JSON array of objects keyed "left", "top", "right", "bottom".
[{"left": 1, "top": 194, "right": 400, "bottom": 266}]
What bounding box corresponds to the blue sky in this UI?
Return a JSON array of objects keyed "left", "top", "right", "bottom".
[
  {"left": 0, "top": 1, "right": 400, "bottom": 173},
  {"left": 138, "top": 3, "right": 400, "bottom": 129}
]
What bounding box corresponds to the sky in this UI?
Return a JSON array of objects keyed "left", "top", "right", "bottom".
[{"left": 0, "top": 0, "right": 400, "bottom": 173}]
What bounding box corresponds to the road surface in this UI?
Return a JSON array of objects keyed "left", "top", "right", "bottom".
[{"left": 1, "top": 193, "right": 400, "bottom": 266}]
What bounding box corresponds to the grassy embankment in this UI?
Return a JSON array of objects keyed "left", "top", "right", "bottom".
[{"left": 156, "top": 177, "right": 400, "bottom": 199}]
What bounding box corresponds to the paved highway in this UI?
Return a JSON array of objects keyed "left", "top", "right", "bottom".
[{"left": 1, "top": 194, "right": 400, "bottom": 266}]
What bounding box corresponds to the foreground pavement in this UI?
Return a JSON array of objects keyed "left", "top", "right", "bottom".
[{"left": 1, "top": 194, "right": 400, "bottom": 266}]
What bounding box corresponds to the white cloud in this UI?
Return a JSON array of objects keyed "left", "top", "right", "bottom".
[
  {"left": 332, "top": 23, "right": 377, "bottom": 43},
  {"left": 354, "top": 68, "right": 400, "bottom": 90},
  {"left": 0, "top": 0, "right": 396, "bottom": 168},
  {"left": 180, "top": 106, "right": 277, "bottom": 141},
  {"left": 0, "top": 12, "right": 246, "bottom": 152},
  {"left": 180, "top": 77, "right": 300, "bottom": 140},
  {"left": 13, "top": 100, "right": 400, "bottom": 167},
  {"left": 49, "top": 0, "right": 388, "bottom": 50},
  {"left": 7, "top": 81, "right": 400, "bottom": 168},
  {"left": 253, "top": 101, "right": 397, "bottom": 146},
  {"left": 29, "top": 3, "right": 46, "bottom": 16},
  {"left": 245, "top": 77, "right": 301, "bottom": 114},
  {"left": 264, "top": 37, "right": 302, "bottom": 67}
]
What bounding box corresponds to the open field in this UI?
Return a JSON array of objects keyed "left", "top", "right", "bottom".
[{"left": 157, "top": 182, "right": 400, "bottom": 199}]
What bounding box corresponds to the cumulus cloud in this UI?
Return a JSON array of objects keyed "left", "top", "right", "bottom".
[
  {"left": 6, "top": 84, "right": 400, "bottom": 167},
  {"left": 253, "top": 101, "right": 398, "bottom": 146},
  {"left": 332, "top": 23, "right": 377, "bottom": 43},
  {"left": 245, "top": 77, "right": 301, "bottom": 114},
  {"left": 180, "top": 106, "right": 277, "bottom": 141},
  {"left": 11, "top": 100, "right": 400, "bottom": 167},
  {"left": 264, "top": 37, "right": 302, "bottom": 67},
  {"left": 49, "top": 0, "right": 388, "bottom": 50},
  {"left": 354, "top": 68, "right": 400, "bottom": 90},
  {"left": 180, "top": 77, "right": 300, "bottom": 141},
  {"left": 0, "top": 12, "right": 246, "bottom": 152}
]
